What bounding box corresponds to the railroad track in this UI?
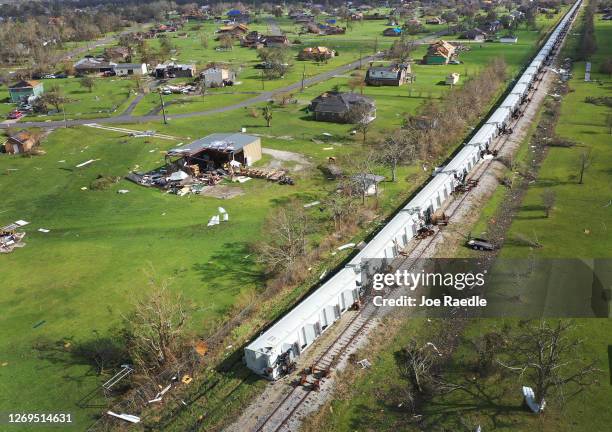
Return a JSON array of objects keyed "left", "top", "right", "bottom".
[{"left": 250, "top": 51, "right": 562, "bottom": 432}]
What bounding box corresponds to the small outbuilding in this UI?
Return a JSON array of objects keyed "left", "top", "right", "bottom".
[
  {"left": 446, "top": 73, "right": 460, "bottom": 85},
  {"left": 8, "top": 80, "right": 44, "bottom": 103},
  {"left": 166, "top": 133, "right": 262, "bottom": 169},
  {"left": 2, "top": 130, "right": 40, "bottom": 154}
]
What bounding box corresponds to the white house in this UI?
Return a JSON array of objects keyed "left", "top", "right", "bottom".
[
  {"left": 113, "top": 63, "right": 148, "bottom": 76},
  {"left": 200, "top": 66, "right": 236, "bottom": 88}
]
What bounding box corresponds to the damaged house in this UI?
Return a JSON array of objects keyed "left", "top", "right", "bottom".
[
  {"left": 310, "top": 92, "right": 376, "bottom": 124},
  {"left": 365, "top": 63, "right": 411, "bottom": 86},
  {"left": 154, "top": 62, "right": 196, "bottom": 78},
  {"left": 166, "top": 133, "right": 262, "bottom": 171},
  {"left": 423, "top": 40, "right": 456, "bottom": 65}
]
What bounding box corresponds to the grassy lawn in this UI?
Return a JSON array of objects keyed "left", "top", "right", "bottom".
[
  {"left": 0, "top": 9, "right": 572, "bottom": 431},
  {"left": 20, "top": 77, "right": 137, "bottom": 122}
]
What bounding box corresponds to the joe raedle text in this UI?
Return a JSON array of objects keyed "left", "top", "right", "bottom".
[{"left": 372, "top": 295, "right": 487, "bottom": 308}]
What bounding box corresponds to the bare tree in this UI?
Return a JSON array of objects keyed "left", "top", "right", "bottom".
[
  {"left": 541, "top": 188, "right": 556, "bottom": 218},
  {"left": 123, "top": 278, "right": 189, "bottom": 373},
  {"left": 349, "top": 151, "right": 379, "bottom": 204},
  {"left": 346, "top": 102, "right": 374, "bottom": 144},
  {"left": 348, "top": 73, "right": 365, "bottom": 94},
  {"left": 576, "top": 149, "right": 593, "bottom": 184},
  {"left": 218, "top": 34, "right": 234, "bottom": 51},
  {"left": 255, "top": 203, "right": 312, "bottom": 274},
  {"left": 324, "top": 193, "right": 359, "bottom": 231},
  {"left": 498, "top": 320, "right": 600, "bottom": 410},
  {"left": 377, "top": 129, "right": 418, "bottom": 182}
]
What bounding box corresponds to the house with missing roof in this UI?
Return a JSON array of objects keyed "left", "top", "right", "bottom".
[
  {"left": 309, "top": 92, "right": 376, "bottom": 124},
  {"left": 365, "top": 64, "right": 411, "bottom": 86},
  {"left": 8, "top": 80, "right": 44, "bottom": 103},
  {"left": 423, "top": 40, "right": 456, "bottom": 65},
  {"left": 166, "top": 133, "right": 262, "bottom": 169}
]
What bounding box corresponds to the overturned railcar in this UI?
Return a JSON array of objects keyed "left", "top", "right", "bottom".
[{"left": 245, "top": 0, "right": 582, "bottom": 379}]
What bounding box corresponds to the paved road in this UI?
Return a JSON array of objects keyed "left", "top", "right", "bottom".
[{"left": 1, "top": 32, "right": 444, "bottom": 130}]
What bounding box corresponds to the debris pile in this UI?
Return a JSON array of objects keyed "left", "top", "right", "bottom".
[{"left": 1, "top": 220, "right": 28, "bottom": 254}]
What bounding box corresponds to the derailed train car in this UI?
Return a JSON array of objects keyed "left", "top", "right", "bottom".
[{"left": 244, "top": 0, "right": 582, "bottom": 379}]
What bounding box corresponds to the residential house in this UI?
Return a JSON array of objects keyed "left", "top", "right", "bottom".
[
  {"left": 8, "top": 80, "right": 44, "bottom": 103},
  {"left": 463, "top": 28, "right": 487, "bottom": 41},
  {"left": 423, "top": 40, "right": 456, "bottom": 65},
  {"left": 446, "top": 72, "right": 460, "bottom": 85},
  {"left": 2, "top": 130, "right": 40, "bottom": 154},
  {"left": 310, "top": 92, "right": 376, "bottom": 124},
  {"left": 263, "top": 35, "right": 290, "bottom": 48},
  {"left": 74, "top": 57, "right": 116, "bottom": 75},
  {"left": 298, "top": 46, "right": 336, "bottom": 60},
  {"left": 114, "top": 63, "right": 148, "bottom": 76},
  {"left": 154, "top": 62, "right": 196, "bottom": 79},
  {"left": 365, "top": 64, "right": 411, "bottom": 86},
  {"left": 217, "top": 24, "right": 249, "bottom": 38},
  {"left": 383, "top": 27, "right": 403, "bottom": 37},
  {"left": 166, "top": 133, "right": 261, "bottom": 168},
  {"left": 200, "top": 66, "right": 236, "bottom": 87}
]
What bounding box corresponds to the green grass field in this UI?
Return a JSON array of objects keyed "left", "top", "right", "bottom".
[{"left": 0, "top": 9, "right": 573, "bottom": 431}]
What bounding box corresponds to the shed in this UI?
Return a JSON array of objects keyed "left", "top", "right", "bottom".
[
  {"left": 3, "top": 130, "right": 39, "bottom": 154},
  {"left": 167, "top": 133, "right": 261, "bottom": 167},
  {"left": 8, "top": 80, "right": 44, "bottom": 103},
  {"left": 446, "top": 73, "right": 460, "bottom": 85},
  {"left": 74, "top": 57, "right": 116, "bottom": 74}
]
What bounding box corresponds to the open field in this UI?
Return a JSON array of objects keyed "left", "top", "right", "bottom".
[{"left": 0, "top": 9, "right": 573, "bottom": 431}]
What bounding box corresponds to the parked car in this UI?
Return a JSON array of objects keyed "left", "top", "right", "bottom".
[
  {"left": 54, "top": 73, "right": 68, "bottom": 79},
  {"left": 7, "top": 110, "right": 24, "bottom": 120},
  {"left": 449, "top": 59, "right": 462, "bottom": 65},
  {"left": 466, "top": 238, "right": 495, "bottom": 251},
  {"left": 102, "top": 71, "right": 116, "bottom": 77},
  {"left": 42, "top": 74, "right": 56, "bottom": 79}
]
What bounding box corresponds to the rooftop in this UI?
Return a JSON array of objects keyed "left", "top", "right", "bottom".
[{"left": 168, "top": 133, "right": 258, "bottom": 157}]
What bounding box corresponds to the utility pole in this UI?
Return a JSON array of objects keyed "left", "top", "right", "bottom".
[
  {"left": 62, "top": 103, "right": 67, "bottom": 129},
  {"left": 261, "top": 71, "right": 265, "bottom": 90},
  {"left": 159, "top": 92, "right": 167, "bottom": 125},
  {"left": 300, "top": 64, "right": 306, "bottom": 92}
]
